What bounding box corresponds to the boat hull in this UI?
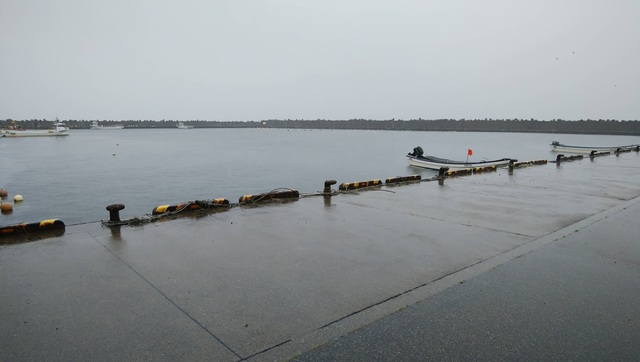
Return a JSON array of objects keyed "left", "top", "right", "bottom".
[
  {"left": 2, "top": 130, "right": 69, "bottom": 137},
  {"left": 176, "top": 122, "right": 194, "bottom": 129},
  {"left": 2, "top": 120, "right": 70, "bottom": 137},
  {"left": 550, "top": 141, "right": 640, "bottom": 154},
  {"left": 406, "top": 155, "right": 512, "bottom": 171},
  {"left": 90, "top": 121, "right": 123, "bottom": 130}
]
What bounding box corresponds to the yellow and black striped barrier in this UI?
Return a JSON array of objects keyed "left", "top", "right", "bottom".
[
  {"left": 338, "top": 179, "right": 382, "bottom": 190},
  {"left": 552, "top": 154, "right": 584, "bottom": 163},
  {"left": 0, "top": 219, "right": 65, "bottom": 237},
  {"left": 385, "top": 175, "right": 421, "bottom": 184},
  {"left": 472, "top": 165, "right": 497, "bottom": 174},
  {"left": 152, "top": 198, "right": 230, "bottom": 215},
  {"left": 510, "top": 159, "right": 548, "bottom": 170},
  {"left": 615, "top": 147, "right": 632, "bottom": 154},
  {"left": 239, "top": 190, "right": 299, "bottom": 203},
  {"left": 444, "top": 168, "right": 473, "bottom": 177},
  {"left": 517, "top": 159, "right": 548, "bottom": 166}
]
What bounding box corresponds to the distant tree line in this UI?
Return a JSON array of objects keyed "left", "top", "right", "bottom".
[
  {"left": 2, "top": 118, "right": 639, "bottom": 135},
  {"left": 260, "top": 118, "right": 640, "bottom": 135}
]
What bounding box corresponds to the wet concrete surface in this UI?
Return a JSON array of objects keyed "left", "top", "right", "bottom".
[
  {"left": 292, "top": 199, "right": 640, "bottom": 361},
  {"left": 1, "top": 153, "right": 639, "bottom": 361}
]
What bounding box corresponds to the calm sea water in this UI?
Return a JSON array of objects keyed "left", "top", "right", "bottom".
[{"left": 2, "top": 129, "right": 638, "bottom": 226}]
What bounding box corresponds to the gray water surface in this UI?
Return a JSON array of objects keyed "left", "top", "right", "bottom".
[{"left": 2, "top": 129, "right": 638, "bottom": 225}]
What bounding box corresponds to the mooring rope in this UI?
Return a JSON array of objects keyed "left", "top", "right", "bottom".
[{"left": 101, "top": 176, "right": 446, "bottom": 227}]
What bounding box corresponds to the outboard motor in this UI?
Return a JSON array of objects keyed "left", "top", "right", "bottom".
[{"left": 412, "top": 146, "right": 424, "bottom": 157}]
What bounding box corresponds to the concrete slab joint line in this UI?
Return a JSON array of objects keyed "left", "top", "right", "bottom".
[{"left": 96, "top": 236, "right": 245, "bottom": 360}]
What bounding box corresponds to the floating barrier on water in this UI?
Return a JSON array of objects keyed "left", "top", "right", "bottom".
[
  {"left": 615, "top": 147, "right": 633, "bottom": 154},
  {"left": 103, "top": 199, "right": 233, "bottom": 227},
  {"left": 152, "top": 198, "right": 230, "bottom": 215},
  {"left": 510, "top": 159, "right": 548, "bottom": 169},
  {"left": 552, "top": 154, "right": 584, "bottom": 163},
  {"left": 153, "top": 203, "right": 198, "bottom": 215},
  {"left": 338, "top": 180, "right": 382, "bottom": 190},
  {"left": 239, "top": 190, "right": 299, "bottom": 203},
  {"left": 472, "top": 165, "right": 497, "bottom": 174},
  {"left": 0, "top": 219, "right": 65, "bottom": 237},
  {"left": 589, "top": 150, "right": 610, "bottom": 158},
  {"left": 385, "top": 175, "right": 421, "bottom": 184},
  {"left": 444, "top": 168, "right": 473, "bottom": 177}
]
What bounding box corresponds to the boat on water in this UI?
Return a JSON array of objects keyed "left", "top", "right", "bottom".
[
  {"left": 176, "top": 122, "right": 194, "bottom": 129},
  {"left": 1, "top": 120, "right": 70, "bottom": 137},
  {"left": 406, "top": 146, "right": 513, "bottom": 171},
  {"left": 550, "top": 141, "right": 640, "bottom": 154},
  {"left": 90, "top": 121, "right": 124, "bottom": 130}
]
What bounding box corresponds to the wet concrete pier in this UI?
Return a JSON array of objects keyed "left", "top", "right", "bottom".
[{"left": 1, "top": 153, "right": 639, "bottom": 361}]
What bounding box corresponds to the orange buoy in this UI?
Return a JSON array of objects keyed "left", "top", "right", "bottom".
[
  {"left": 0, "top": 189, "right": 8, "bottom": 197},
  {"left": 1, "top": 202, "right": 13, "bottom": 213}
]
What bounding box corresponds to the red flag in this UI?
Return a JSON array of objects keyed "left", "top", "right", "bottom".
[{"left": 468, "top": 148, "right": 473, "bottom": 156}]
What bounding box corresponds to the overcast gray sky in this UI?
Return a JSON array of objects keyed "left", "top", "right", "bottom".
[{"left": 1, "top": 0, "right": 638, "bottom": 121}]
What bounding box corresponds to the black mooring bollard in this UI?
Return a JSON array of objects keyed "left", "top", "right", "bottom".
[
  {"left": 106, "top": 204, "right": 125, "bottom": 222},
  {"left": 323, "top": 180, "right": 337, "bottom": 194},
  {"left": 438, "top": 167, "right": 449, "bottom": 185}
]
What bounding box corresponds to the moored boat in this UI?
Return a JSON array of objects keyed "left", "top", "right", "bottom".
[
  {"left": 2, "top": 119, "right": 70, "bottom": 137},
  {"left": 176, "top": 122, "right": 194, "bottom": 129},
  {"left": 90, "top": 121, "right": 124, "bottom": 130},
  {"left": 550, "top": 141, "right": 640, "bottom": 154},
  {"left": 406, "top": 146, "right": 513, "bottom": 171}
]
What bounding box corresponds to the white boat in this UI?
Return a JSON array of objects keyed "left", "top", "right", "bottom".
[
  {"left": 177, "top": 122, "right": 194, "bottom": 129},
  {"left": 1, "top": 120, "right": 70, "bottom": 137},
  {"left": 406, "top": 146, "right": 513, "bottom": 171},
  {"left": 90, "top": 121, "right": 124, "bottom": 130},
  {"left": 550, "top": 141, "right": 640, "bottom": 154}
]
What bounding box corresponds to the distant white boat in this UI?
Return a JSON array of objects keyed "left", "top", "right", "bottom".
[
  {"left": 90, "top": 121, "right": 124, "bottom": 130},
  {"left": 2, "top": 119, "right": 70, "bottom": 137},
  {"left": 177, "top": 122, "right": 194, "bottom": 129},
  {"left": 550, "top": 141, "right": 640, "bottom": 154}
]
